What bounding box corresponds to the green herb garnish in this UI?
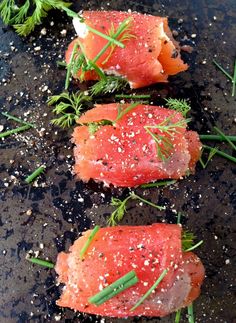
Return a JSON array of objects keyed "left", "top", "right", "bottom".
[
  {"left": 213, "top": 127, "right": 236, "bottom": 151},
  {"left": 1, "top": 112, "right": 35, "bottom": 127},
  {"left": 80, "top": 225, "right": 100, "bottom": 259},
  {"left": 115, "top": 94, "right": 151, "bottom": 99},
  {"left": 164, "top": 98, "right": 191, "bottom": 116},
  {"left": 140, "top": 179, "right": 177, "bottom": 189},
  {"left": 144, "top": 115, "right": 190, "bottom": 161},
  {"left": 48, "top": 91, "right": 91, "bottom": 128},
  {"left": 199, "top": 146, "right": 218, "bottom": 169},
  {"left": 108, "top": 192, "right": 165, "bottom": 226},
  {"left": 182, "top": 231, "right": 203, "bottom": 252},
  {"left": 199, "top": 134, "right": 236, "bottom": 142},
  {"left": 25, "top": 165, "right": 45, "bottom": 184},
  {"left": 202, "top": 144, "right": 236, "bottom": 164},
  {"left": 130, "top": 268, "right": 168, "bottom": 311},
  {"left": 175, "top": 309, "right": 182, "bottom": 323},
  {"left": 89, "top": 270, "right": 138, "bottom": 306},
  {"left": 90, "top": 76, "right": 129, "bottom": 96},
  {"left": 213, "top": 59, "right": 236, "bottom": 96},
  {"left": 0, "top": 124, "right": 31, "bottom": 138},
  {"left": 114, "top": 102, "right": 139, "bottom": 122},
  {"left": 27, "top": 257, "right": 54, "bottom": 268},
  {"left": 187, "top": 303, "right": 195, "bottom": 323},
  {"left": 176, "top": 212, "right": 183, "bottom": 225},
  {"left": 184, "top": 240, "right": 203, "bottom": 252}
]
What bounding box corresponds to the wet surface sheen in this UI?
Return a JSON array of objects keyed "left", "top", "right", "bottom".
[{"left": 0, "top": 0, "right": 236, "bottom": 322}]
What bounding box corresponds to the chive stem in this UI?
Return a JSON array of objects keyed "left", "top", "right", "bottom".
[
  {"left": 89, "top": 270, "right": 138, "bottom": 306},
  {"left": 80, "top": 225, "right": 100, "bottom": 259},
  {"left": 213, "top": 127, "right": 236, "bottom": 151},
  {"left": 175, "top": 309, "right": 182, "bottom": 323},
  {"left": 130, "top": 269, "right": 168, "bottom": 311},
  {"left": 202, "top": 144, "right": 236, "bottom": 163},
  {"left": 0, "top": 124, "right": 31, "bottom": 138},
  {"left": 199, "top": 134, "right": 236, "bottom": 142},
  {"left": 1, "top": 112, "right": 35, "bottom": 127},
  {"left": 232, "top": 58, "right": 236, "bottom": 97},
  {"left": 25, "top": 165, "right": 45, "bottom": 184},
  {"left": 115, "top": 94, "right": 151, "bottom": 99},
  {"left": 185, "top": 240, "right": 203, "bottom": 252},
  {"left": 140, "top": 179, "right": 177, "bottom": 188},
  {"left": 212, "top": 60, "right": 233, "bottom": 81},
  {"left": 27, "top": 257, "right": 54, "bottom": 268},
  {"left": 187, "top": 303, "right": 195, "bottom": 323}
]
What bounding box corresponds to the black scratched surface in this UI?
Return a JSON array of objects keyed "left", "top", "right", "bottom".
[{"left": 0, "top": 0, "right": 236, "bottom": 322}]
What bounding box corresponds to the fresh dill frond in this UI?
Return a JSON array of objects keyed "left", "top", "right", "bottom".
[
  {"left": 144, "top": 115, "right": 190, "bottom": 161},
  {"left": 182, "top": 231, "right": 203, "bottom": 252},
  {"left": 114, "top": 102, "right": 139, "bottom": 122},
  {"left": 108, "top": 192, "right": 165, "bottom": 226},
  {"left": 102, "top": 17, "right": 135, "bottom": 65},
  {"left": 88, "top": 123, "right": 100, "bottom": 135},
  {"left": 199, "top": 146, "right": 218, "bottom": 169},
  {"left": 164, "top": 98, "right": 191, "bottom": 117},
  {"left": 0, "top": 0, "right": 72, "bottom": 36},
  {"left": 182, "top": 231, "right": 196, "bottom": 251},
  {"left": 212, "top": 59, "right": 236, "bottom": 97},
  {"left": 108, "top": 196, "right": 132, "bottom": 226},
  {"left": 90, "top": 76, "right": 129, "bottom": 96},
  {"left": 48, "top": 91, "right": 91, "bottom": 128}
]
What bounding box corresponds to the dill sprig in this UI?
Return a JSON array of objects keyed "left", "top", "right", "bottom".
[
  {"left": 182, "top": 231, "right": 203, "bottom": 252},
  {"left": 213, "top": 59, "right": 236, "bottom": 97},
  {"left": 101, "top": 17, "right": 135, "bottom": 65},
  {"left": 90, "top": 76, "right": 129, "bottom": 96},
  {"left": 213, "top": 127, "right": 236, "bottom": 151},
  {"left": 114, "top": 102, "right": 139, "bottom": 122},
  {"left": 164, "top": 98, "right": 191, "bottom": 117},
  {"left": 108, "top": 192, "right": 165, "bottom": 226},
  {"left": 199, "top": 146, "right": 218, "bottom": 169},
  {"left": 25, "top": 165, "right": 45, "bottom": 184},
  {"left": 48, "top": 91, "right": 92, "bottom": 128},
  {"left": 130, "top": 269, "right": 168, "bottom": 311},
  {"left": 144, "top": 115, "right": 190, "bottom": 161},
  {"left": 202, "top": 144, "right": 236, "bottom": 164},
  {"left": 9, "top": 0, "right": 71, "bottom": 36},
  {"left": 115, "top": 94, "right": 151, "bottom": 99}
]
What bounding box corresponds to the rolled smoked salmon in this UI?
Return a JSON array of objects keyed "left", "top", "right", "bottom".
[
  {"left": 72, "top": 103, "right": 202, "bottom": 187},
  {"left": 55, "top": 224, "right": 205, "bottom": 317},
  {"left": 66, "top": 11, "right": 188, "bottom": 89}
]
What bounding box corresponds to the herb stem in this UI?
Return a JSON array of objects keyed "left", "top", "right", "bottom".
[
  {"left": 175, "top": 309, "right": 182, "bottom": 323},
  {"left": 0, "top": 124, "right": 31, "bottom": 138},
  {"left": 130, "top": 269, "right": 168, "bottom": 311},
  {"left": 65, "top": 43, "right": 78, "bottom": 90},
  {"left": 203, "top": 144, "right": 236, "bottom": 163},
  {"left": 187, "top": 303, "right": 195, "bottom": 323},
  {"left": 232, "top": 59, "right": 236, "bottom": 97},
  {"left": 131, "top": 193, "right": 165, "bottom": 211},
  {"left": 25, "top": 165, "right": 45, "bottom": 184},
  {"left": 89, "top": 270, "right": 138, "bottom": 306},
  {"left": 199, "top": 134, "right": 236, "bottom": 142},
  {"left": 212, "top": 60, "right": 233, "bottom": 81},
  {"left": 1, "top": 112, "right": 35, "bottom": 127},
  {"left": 80, "top": 225, "right": 100, "bottom": 259},
  {"left": 115, "top": 94, "right": 151, "bottom": 99},
  {"left": 27, "top": 257, "right": 54, "bottom": 268},
  {"left": 213, "top": 127, "right": 236, "bottom": 151},
  {"left": 91, "top": 17, "right": 131, "bottom": 64},
  {"left": 86, "top": 25, "right": 125, "bottom": 48},
  {"left": 185, "top": 240, "right": 203, "bottom": 252},
  {"left": 140, "top": 179, "right": 177, "bottom": 188}
]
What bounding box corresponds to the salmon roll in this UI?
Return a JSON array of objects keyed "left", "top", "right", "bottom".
[
  {"left": 55, "top": 224, "right": 205, "bottom": 317},
  {"left": 72, "top": 103, "right": 202, "bottom": 187},
  {"left": 66, "top": 11, "right": 188, "bottom": 89}
]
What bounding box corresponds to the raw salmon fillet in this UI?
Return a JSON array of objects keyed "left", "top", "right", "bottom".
[
  {"left": 72, "top": 103, "right": 202, "bottom": 187},
  {"left": 55, "top": 224, "right": 205, "bottom": 317},
  {"left": 66, "top": 11, "right": 188, "bottom": 89}
]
